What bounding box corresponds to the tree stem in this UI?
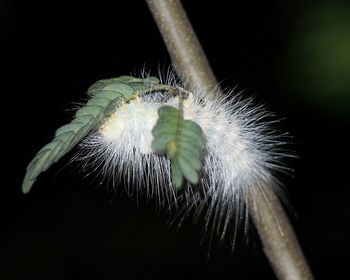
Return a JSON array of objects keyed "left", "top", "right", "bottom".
[
  {"left": 146, "top": 0, "right": 217, "bottom": 93},
  {"left": 248, "top": 184, "right": 314, "bottom": 279},
  {"left": 146, "top": 0, "right": 314, "bottom": 279}
]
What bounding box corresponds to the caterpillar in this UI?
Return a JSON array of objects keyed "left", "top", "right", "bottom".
[{"left": 22, "top": 73, "right": 289, "bottom": 242}]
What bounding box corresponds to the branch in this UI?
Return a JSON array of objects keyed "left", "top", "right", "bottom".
[
  {"left": 248, "top": 184, "right": 314, "bottom": 279},
  {"left": 146, "top": 1, "right": 314, "bottom": 279},
  {"left": 146, "top": 0, "right": 217, "bottom": 93}
]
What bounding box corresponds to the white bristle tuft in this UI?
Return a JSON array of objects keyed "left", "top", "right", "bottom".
[{"left": 77, "top": 72, "right": 291, "bottom": 242}]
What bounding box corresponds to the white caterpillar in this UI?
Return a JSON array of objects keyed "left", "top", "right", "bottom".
[{"left": 76, "top": 73, "right": 289, "bottom": 241}]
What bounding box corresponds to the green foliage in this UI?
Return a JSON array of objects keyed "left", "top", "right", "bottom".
[
  {"left": 22, "top": 75, "right": 205, "bottom": 194},
  {"left": 22, "top": 76, "right": 160, "bottom": 194},
  {"left": 151, "top": 106, "right": 206, "bottom": 188}
]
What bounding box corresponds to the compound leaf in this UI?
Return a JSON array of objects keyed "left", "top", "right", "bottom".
[
  {"left": 22, "top": 76, "right": 160, "bottom": 194},
  {"left": 151, "top": 105, "right": 206, "bottom": 188}
]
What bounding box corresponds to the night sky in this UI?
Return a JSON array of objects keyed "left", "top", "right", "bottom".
[{"left": 1, "top": 0, "right": 349, "bottom": 279}]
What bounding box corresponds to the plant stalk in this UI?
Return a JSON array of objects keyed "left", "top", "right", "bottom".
[
  {"left": 146, "top": 0, "right": 314, "bottom": 279},
  {"left": 146, "top": 0, "right": 217, "bottom": 93}
]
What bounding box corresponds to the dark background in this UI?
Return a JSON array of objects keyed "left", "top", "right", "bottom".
[{"left": 1, "top": 0, "right": 349, "bottom": 279}]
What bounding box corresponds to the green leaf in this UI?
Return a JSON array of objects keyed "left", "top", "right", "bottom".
[
  {"left": 87, "top": 76, "right": 159, "bottom": 97},
  {"left": 22, "top": 76, "right": 160, "bottom": 194},
  {"left": 171, "top": 159, "right": 184, "bottom": 188},
  {"left": 151, "top": 105, "right": 206, "bottom": 188}
]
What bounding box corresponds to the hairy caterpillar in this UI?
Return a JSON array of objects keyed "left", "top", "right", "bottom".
[{"left": 22, "top": 73, "right": 289, "bottom": 243}]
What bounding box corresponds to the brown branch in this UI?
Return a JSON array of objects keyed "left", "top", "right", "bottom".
[
  {"left": 248, "top": 184, "right": 314, "bottom": 279},
  {"left": 146, "top": 0, "right": 314, "bottom": 279},
  {"left": 146, "top": 0, "right": 217, "bottom": 93}
]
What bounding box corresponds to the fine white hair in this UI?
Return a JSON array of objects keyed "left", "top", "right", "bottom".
[{"left": 76, "top": 72, "right": 290, "bottom": 243}]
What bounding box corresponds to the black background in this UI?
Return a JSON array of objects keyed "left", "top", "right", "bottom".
[{"left": 1, "top": 0, "right": 349, "bottom": 279}]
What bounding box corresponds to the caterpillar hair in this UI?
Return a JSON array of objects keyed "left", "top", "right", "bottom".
[{"left": 74, "top": 71, "right": 291, "bottom": 244}]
